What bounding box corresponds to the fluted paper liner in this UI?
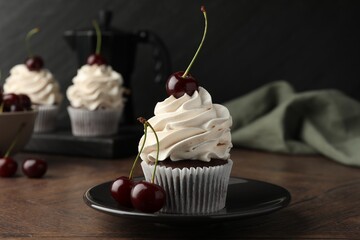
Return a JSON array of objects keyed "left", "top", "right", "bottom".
[
  {"left": 68, "top": 106, "right": 122, "bottom": 137},
  {"left": 34, "top": 105, "right": 60, "bottom": 133},
  {"left": 141, "top": 159, "right": 233, "bottom": 214}
]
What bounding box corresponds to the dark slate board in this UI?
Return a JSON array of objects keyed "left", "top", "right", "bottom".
[{"left": 24, "top": 125, "right": 143, "bottom": 159}]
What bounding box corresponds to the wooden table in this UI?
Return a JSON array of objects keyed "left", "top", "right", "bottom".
[{"left": 1, "top": 148, "right": 359, "bottom": 239}]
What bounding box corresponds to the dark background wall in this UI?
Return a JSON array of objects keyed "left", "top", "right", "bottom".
[{"left": 0, "top": 0, "right": 359, "bottom": 128}]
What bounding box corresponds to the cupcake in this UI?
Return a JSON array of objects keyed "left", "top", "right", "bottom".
[
  {"left": 66, "top": 64, "right": 125, "bottom": 137},
  {"left": 3, "top": 64, "right": 63, "bottom": 133},
  {"left": 139, "top": 87, "right": 233, "bottom": 214},
  {"left": 137, "top": 6, "right": 233, "bottom": 214}
]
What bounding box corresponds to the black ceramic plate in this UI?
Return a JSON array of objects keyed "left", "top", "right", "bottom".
[{"left": 84, "top": 177, "right": 291, "bottom": 224}]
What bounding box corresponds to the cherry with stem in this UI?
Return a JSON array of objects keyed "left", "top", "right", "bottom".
[
  {"left": 87, "top": 20, "right": 106, "bottom": 65},
  {"left": 24, "top": 28, "right": 44, "bottom": 71},
  {"left": 166, "top": 6, "right": 208, "bottom": 98},
  {"left": 0, "top": 123, "right": 26, "bottom": 177},
  {"left": 110, "top": 118, "right": 149, "bottom": 207}
]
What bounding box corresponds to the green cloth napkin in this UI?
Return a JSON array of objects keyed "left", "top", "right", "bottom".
[{"left": 224, "top": 81, "right": 360, "bottom": 167}]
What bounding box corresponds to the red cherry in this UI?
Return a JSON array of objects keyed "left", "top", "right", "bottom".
[
  {"left": 0, "top": 157, "right": 18, "bottom": 177},
  {"left": 25, "top": 56, "right": 44, "bottom": 71},
  {"left": 87, "top": 54, "right": 107, "bottom": 66},
  {"left": 130, "top": 181, "right": 166, "bottom": 213},
  {"left": 22, "top": 158, "right": 47, "bottom": 178},
  {"left": 110, "top": 176, "right": 135, "bottom": 208},
  {"left": 18, "top": 94, "right": 32, "bottom": 110},
  {"left": 166, "top": 71, "right": 199, "bottom": 98},
  {"left": 2, "top": 93, "right": 23, "bottom": 112},
  {"left": 166, "top": 6, "right": 207, "bottom": 98}
]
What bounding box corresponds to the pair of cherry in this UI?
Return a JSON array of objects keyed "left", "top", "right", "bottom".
[
  {"left": 111, "top": 176, "right": 166, "bottom": 213},
  {"left": 0, "top": 157, "right": 47, "bottom": 178},
  {"left": 1, "top": 93, "right": 32, "bottom": 112},
  {"left": 110, "top": 117, "right": 166, "bottom": 213}
]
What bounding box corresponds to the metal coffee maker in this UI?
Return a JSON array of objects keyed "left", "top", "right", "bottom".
[{"left": 63, "top": 10, "right": 171, "bottom": 124}]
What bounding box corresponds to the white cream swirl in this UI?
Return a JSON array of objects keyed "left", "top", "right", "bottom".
[
  {"left": 66, "top": 64, "right": 125, "bottom": 111},
  {"left": 3, "top": 64, "right": 63, "bottom": 105},
  {"left": 139, "top": 87, "right": 232, "bottom": 163}
]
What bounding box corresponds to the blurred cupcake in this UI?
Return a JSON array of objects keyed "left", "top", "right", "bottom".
[
  {"left": 3, "top": 64, "right": 63, "bottom": 133},
  {"left": 66, "top": 64, "right": 125, "bottom": 137}
]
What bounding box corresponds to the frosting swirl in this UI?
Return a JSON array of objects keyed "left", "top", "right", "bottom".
[
  {"left": 3, "top": 64, "right": 63, "bottom": 105},
  {"left": 139, "top": 87, "right": 232, "bottom": 163},
  {"left": 66, "top": 64, "right": 125, "bottom": 111}
]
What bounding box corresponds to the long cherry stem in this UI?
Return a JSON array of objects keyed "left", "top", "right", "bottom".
[
  {"left": 25, "top": 28, "right": 40, "bottom": 58},
  {"left": 182, "top": 6, "right": 208, "bottom": 78},
  {"left": 128, "top": 122, "right": 148, "bottom": 180},
  {"left": 4, "top": 123, "right": 26, "bottom": 158},
  {"left": 92, "top": 20, "right": 102, "bottom": 55},
  {"left": 137, "top": 117, "right": 160, "bottom": 184},
  {"left": 147, "top": 122, "right": 160, "bottom": 184}
]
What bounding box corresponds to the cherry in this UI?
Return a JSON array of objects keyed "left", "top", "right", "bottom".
[
  {"left": 24, "top": 28, "right": 44, "bottom": 71},
  {"left": 2, "top": 93, "right": 31, "bottom": 112},
  {"left": 19, "top": 95, "right": 31, "bottom": 109},
  {"left": 165, "top": 6, "right": 208, "bottom": 98},
  {"left": 22, "top": 158, "right": 47, "bottom": 178},
  {"left": 87, "top": 54, "right": 107, "bottom": 66},
  {"left": 0, "top": 157, "right": 18, "bottom": 177},
  {"left": 2, "top": 93, "right": 23, "bottom": 112},
  {"left": 25, "top": 56, "right": 44, "bottom": 71},
  {"left": 0, "top": 123, "right": 26, "bottom": 178},
  {"left": 110, "top": 176, "right": 135, "bottom": 208},
  {"left": 18, "top": 94, "right": 32, "bottom": 110},
  {"left": 87, "top": 20, "right": 106, "bottom": 66},
  {"left": 166, "top": 71, "right": 199, "bottom": 98},
  {"left": 130, "top": 181, "right": 166, "bottom": 213}
]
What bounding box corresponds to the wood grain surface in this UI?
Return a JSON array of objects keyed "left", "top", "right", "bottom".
[{"left": 0, "top": 148, "right": 359, "bottom": 239}]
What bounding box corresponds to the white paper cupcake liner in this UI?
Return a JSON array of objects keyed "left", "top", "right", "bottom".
[
  {"left": 33, "top": 105, "right": 60, "bottom": 133},
  {"left": 141, "top": 159, "right": 233, "bottom": 214},
  {"left": 67, "top": 106, "right": 122, "bottom": 137}
]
